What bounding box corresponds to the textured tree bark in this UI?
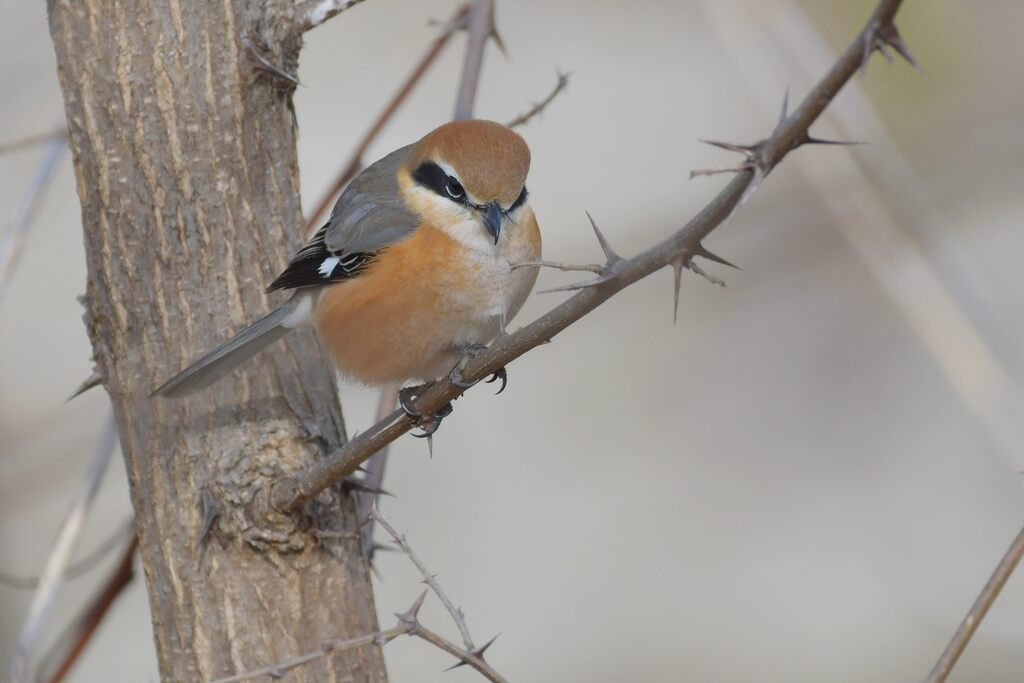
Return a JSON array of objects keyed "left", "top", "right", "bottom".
[{"left": 46, "top": 1, "right": 387, "bottom": 681}]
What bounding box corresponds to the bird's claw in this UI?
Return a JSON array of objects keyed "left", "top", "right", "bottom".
[
  {"left": 484, "top": 367, "right": 507, "bottom": 395},
  {"left": 399, "top": 385, "right": 453, "bottom": 438},
  {"left": 449, "top": 365, "right": 508, "bottom": 394}
]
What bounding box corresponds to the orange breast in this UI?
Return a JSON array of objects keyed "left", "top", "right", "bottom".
[{"left": 315, "top": 227, "right": 476, "bottom": 384}]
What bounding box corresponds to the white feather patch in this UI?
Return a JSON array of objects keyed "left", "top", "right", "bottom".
[{"left": 318, "top": 256, "right": 341, "bottom": 277}]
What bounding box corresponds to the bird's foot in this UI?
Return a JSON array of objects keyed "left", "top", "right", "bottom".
[
  {"left": 447, "top": 344, "right": 508, "bottom": 394},
  {"left": 398, "top": 384, "right": 453, "bottom": 439}
]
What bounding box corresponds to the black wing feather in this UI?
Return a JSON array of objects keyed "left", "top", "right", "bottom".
[{"left": 268, "top": 225, "right": 375, "bottom": 292}]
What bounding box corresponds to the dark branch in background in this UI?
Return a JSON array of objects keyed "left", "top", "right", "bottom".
[
  {"left": 270, "top": 0, "right": 913, "bottom": 515},
  {"left": 453, "top": 0, "right": 498, "bottom": 120},
  {"left": 303, "top": 4, "right": 471, "bottom": 233},
  {"left": 207, "top": 507, "right": 507, "bottom": 683},
  {"left": 504, "top": 71, "right": 570, "bottom": 129},
  {"left": 923, "top": 523, "right": 1024, "bottom": 683},
  {"left": 36, "top": 535, "right": 139, "bottom": 683}
]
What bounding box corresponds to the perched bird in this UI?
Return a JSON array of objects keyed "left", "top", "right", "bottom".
[{"left": 154, "top": 119, "right": 540, "bottom": 433}]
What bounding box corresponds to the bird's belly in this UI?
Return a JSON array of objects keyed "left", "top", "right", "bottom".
[{"left": 313, "top": 226, "right": 538, "bottom": 384}]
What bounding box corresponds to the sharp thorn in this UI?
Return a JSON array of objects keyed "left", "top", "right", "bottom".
[
  {"left": 584, "top": 211, "right": 621, "bottom": 264},
  {"left": 802, "top": 134, "right": 866, "bottom": 147},
  {"left": 694, "top": 244, "right": 739, "bottom": 269},
  {"left": 426, "top": 433, "right": 434, "bottom": 458},
  {"left": 395, "top": 589, "right": 428, "bottom": 625},
  {"left": 67, "top": 370, "right": 103, "bottom": 402},
  {"left": 882, "top": 25, "right": 920, "bottom": 71}
]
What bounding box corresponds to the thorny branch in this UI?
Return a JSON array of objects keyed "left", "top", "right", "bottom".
[
  {"left": 271, "top": 0, "right": 914, "bottom": 514},
  {"left": 504, "top": 71, "right": 571, "bottom": 129},
  {"left": 923, "top": 523, "right": 1024, "bottom": 683},
  {"left": 370, "top": 507, "right": 477, "bottom": 652},
  {"left": 207, "top": 509, "right": 508, "bottom": 683}
]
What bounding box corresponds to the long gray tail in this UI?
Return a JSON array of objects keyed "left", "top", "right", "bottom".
[{"left": 152, "top": 293, "right": 313, "bottom": 398}]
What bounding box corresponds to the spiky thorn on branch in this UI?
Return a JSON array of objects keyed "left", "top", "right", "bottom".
[
  {"left": 269, "top": 0, "right": 914, "bottom": 517},
  {"left": 690, "top": 88, "right": 864, "bottom": 206}
]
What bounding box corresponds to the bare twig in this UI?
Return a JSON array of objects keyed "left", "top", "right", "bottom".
[
  {"left": 0, "top": 128, "right": 66, "bottom": 156},
  {"left": 0, "top": 517, "right": 133, "bottom": 590},
  {"left": 36, "top": 534, "right": 138, "bottom": 683},
  {"left": 271, "top": 0, "right": 911, "bottom": 514},
  {"left": 370, "top": 507, "right": 477, "bottom": 651},
  {"left": 8, "top": 414, "right": 118, "bottom": 683},
  {"left": 0, "top": 134, "right": 67, "bottom": 302},
  {"left": 505, "top": 71, "right": 571, "bottom": 129},
  {"left": 206, "top": 586, "right": 508, "bottom": 683},
  {"left": 453, "top": 0, "right": 497, "bottom": 121},
  {"left": 357, "top": 382, "right": 400, "bottom": 558},
  {"left": 922, "top": 524, "right": 1024, "bottom": 683},
  {"left": 303, "top": 4, "right": 470, "bottom": 232},
  {"left": 295, "top": 0, "right": 369, "bottom": 33}
]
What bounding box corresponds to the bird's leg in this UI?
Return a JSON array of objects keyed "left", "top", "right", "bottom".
[
  {"left": 447, "top": 343, "right": 508, "bottom": 394},
  {"left": 398, "top": 384, "right": 453, "bottom": 439}
]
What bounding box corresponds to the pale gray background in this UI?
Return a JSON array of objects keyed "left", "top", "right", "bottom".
[{"left": 2, "top": 1, "right": 1023, "bottom": 681}]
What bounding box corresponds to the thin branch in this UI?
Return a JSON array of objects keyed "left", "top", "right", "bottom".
[
  {"left": 0, "top": 517, "right": 133, "bottom": 590},
  {"left": 36, "top": 534, "right": 139, "bottom": 683},
  {"left": 357, "top": 382, "right": 400, "bottom": 559},
  {"left": 8, "top": 414, "right": 118, "bottom": 683},
  {"left": 923, "top": 524, "right": 1024, "bottom": 683},
  {"left": 271, "top": 0, "right": 911, "bottom": 514},
  {"left": 453, "top": 0, "right": 497, "bottom": 121},
  {"left": 370, "top": 507, "right": 477, "bottom": 651},
  {"left": 303, "top": 4, "right": 470, "bottom": 232},
  {"left": 295, "top": 0, "right": 369, "bottom": 33},
  {"left": 0, "top": 134, "right": 67, "bottom": 303},
  {"left": 505, "top": 71, "right": 570, "bottom": 129},
  {"left": 0, "top": 128, "right": 66, "bottom": 156}
]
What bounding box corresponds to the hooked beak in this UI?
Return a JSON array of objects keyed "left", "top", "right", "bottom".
[{"left": 482, "top": 202, "right": 502, "bottom": 244}]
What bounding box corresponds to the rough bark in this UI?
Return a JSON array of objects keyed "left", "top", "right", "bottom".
[{"left": 46, "top": 1, "right": 387, "bottom": 681}]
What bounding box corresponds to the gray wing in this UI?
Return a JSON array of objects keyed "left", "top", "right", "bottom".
[{"left": 324, "top": 144, "right": 420, "bottom": 254}]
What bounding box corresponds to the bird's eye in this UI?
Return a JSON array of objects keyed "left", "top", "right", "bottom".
[{"left": 445, "top": 176, "right": 465, "bottom": 200}]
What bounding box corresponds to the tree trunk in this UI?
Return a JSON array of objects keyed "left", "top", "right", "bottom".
[{"left": 46, "top": 1, "right": 387, "bottom": 681}]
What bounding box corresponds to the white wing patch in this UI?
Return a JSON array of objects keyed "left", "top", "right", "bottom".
[{"left": 319, "top": 256, "right": 341, "bottom": 277}]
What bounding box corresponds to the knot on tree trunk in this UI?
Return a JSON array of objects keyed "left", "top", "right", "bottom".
[{"left": 208, "top": 421, "right": 343, "bottom": 553}]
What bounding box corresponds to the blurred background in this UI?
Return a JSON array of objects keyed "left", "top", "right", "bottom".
[{"left": 2, "top": 0, "right": 1023, "bottom": 681}]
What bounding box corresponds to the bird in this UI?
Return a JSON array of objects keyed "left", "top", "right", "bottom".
[{"left": 154, "top": 119, "right": 540, "bottom": 435}]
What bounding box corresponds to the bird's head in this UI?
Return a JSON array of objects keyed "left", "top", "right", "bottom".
[{"left": 404, "top": 119, "right": 531, "bottom": 245}]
